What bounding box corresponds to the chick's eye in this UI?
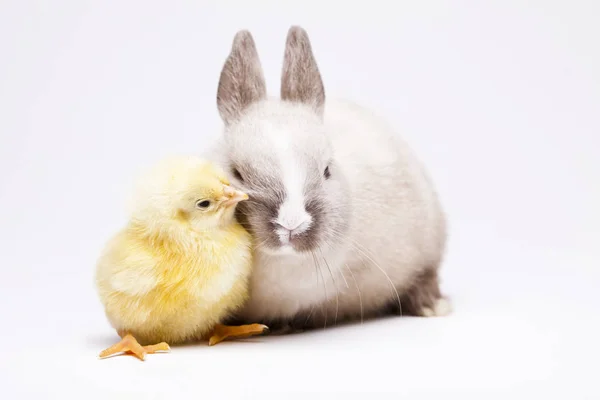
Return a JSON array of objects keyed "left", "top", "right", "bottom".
[
  {"left": 196, "top": 200, "right": 211, "bottom": 209},
  {"left": 324, "top": 165, "right": 331, "bottom": 179}
]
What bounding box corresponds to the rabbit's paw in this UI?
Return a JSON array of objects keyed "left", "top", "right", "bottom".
[
  {"left": 398, "top": 268, "right": 452, "bottom": 317},
  {"left": 420, "top": 297, "right": 452, "bottom": 317}
]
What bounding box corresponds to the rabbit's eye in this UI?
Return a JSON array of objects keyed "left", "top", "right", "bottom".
[
  {"left": 232, "top": 167, "right": 244, "bottom": 182},
  {"left": 324, "top": 166, "right": 331, "bottom": 179}
]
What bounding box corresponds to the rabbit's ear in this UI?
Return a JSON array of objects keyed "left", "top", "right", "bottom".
[
  {"left": 217, "top": 30, "right": 267, "bottom": 125},
  {"left": 280, "top": 26, "right": 325, "bottom": 116}
]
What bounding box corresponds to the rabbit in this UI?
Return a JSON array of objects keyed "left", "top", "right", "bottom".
[{"left": 204, "top": 26, "right": 450, "bottom": 332}]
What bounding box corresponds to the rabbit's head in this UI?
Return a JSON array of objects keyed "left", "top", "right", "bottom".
[{"left": 214, "top": 27, "right": 351, "bottom": 256}]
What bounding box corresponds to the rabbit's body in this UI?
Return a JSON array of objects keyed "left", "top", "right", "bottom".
[
  {"left": 232, "top": 98, "right": 447, "bottom": 326},
  {"left": 210, "top": 27, "right": 450, "bottom": 331}
]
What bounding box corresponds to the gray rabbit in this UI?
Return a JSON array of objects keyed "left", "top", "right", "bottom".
[{"left": 206, "top": 26, "right": 450, "bottom": 331}]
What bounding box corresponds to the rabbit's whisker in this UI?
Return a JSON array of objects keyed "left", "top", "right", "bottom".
[
  {"left": 303, "top": 258, "right": 319, "bottom": 328},
  {"left": 311, "top": 249, "right": 328, "bottom": 329},
  {"left": 328, "top": 228, "right": 402, "bottom": 316},
  {"left": 318, "top": 245, "right": 339, "bottom": 326},
  {"left": 344, "top": 262, "right": 364, "bottom": 325},
  {"left": 350, "top": 239, "right": 402, "bottom": 316}
]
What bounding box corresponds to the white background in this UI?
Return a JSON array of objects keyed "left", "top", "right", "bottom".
[{"left": 1, "top": 1, "right": 599, "bottom": 398}]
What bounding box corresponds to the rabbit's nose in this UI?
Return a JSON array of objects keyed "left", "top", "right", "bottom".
[
  {"left": 276, "top": 219, "right": 310, "bottom": 234},
  {"left": 274, "top": 216, "right": 312, "bottom": 244}
]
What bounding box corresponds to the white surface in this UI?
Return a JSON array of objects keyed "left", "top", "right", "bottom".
[{"left": 1, "top": 1, "right": 599, "bottom": 398}]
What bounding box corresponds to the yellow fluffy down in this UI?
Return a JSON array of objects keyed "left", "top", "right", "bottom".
[{"left": 95, "top": 222, "right": 253, "bottom": 345}]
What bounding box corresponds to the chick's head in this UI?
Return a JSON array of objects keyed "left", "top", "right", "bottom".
[{"left": 128, "top": 156, "right": 248, "bottom": 234}]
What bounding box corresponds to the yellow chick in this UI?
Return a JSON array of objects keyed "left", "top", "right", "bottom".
[{"left": 95, "top": 155, "right": 268, "bottom": 361}]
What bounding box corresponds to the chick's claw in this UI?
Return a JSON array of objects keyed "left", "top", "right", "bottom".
[
  {"left": 98, "top": 334, "right": 170, "bottom": 361},
  {"left": 142, "top": 342, "right": 171, "bottom": 354},
  {"left": 208, "top": 323, "right": 270, "bottom": 346},
  {"left": 98, "top": 334, "right": 146, "bottom": 361}
]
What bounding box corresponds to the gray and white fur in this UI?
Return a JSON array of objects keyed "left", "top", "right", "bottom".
[{"left": 205, "top": 26, "right": 450, "bottom": 331}]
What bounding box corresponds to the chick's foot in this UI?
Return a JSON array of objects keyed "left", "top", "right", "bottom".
[
  {"left": 208, "top": 323, "right": 270, "bottom": 346},
  {"left": 98, "top": 334, "right": 170, "bottom": 361}
]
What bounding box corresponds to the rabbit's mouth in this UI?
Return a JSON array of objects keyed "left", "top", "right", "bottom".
[
  {"left": 255, "top": 225, "right": 322, "bottom": 255},
  {"left": 260, "top": 243, "right": 301, "bottom": 257}
]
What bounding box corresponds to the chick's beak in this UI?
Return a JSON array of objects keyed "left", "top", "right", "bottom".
[{"left": 222, "top": 185, "right": 249, "bottom": 207}]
